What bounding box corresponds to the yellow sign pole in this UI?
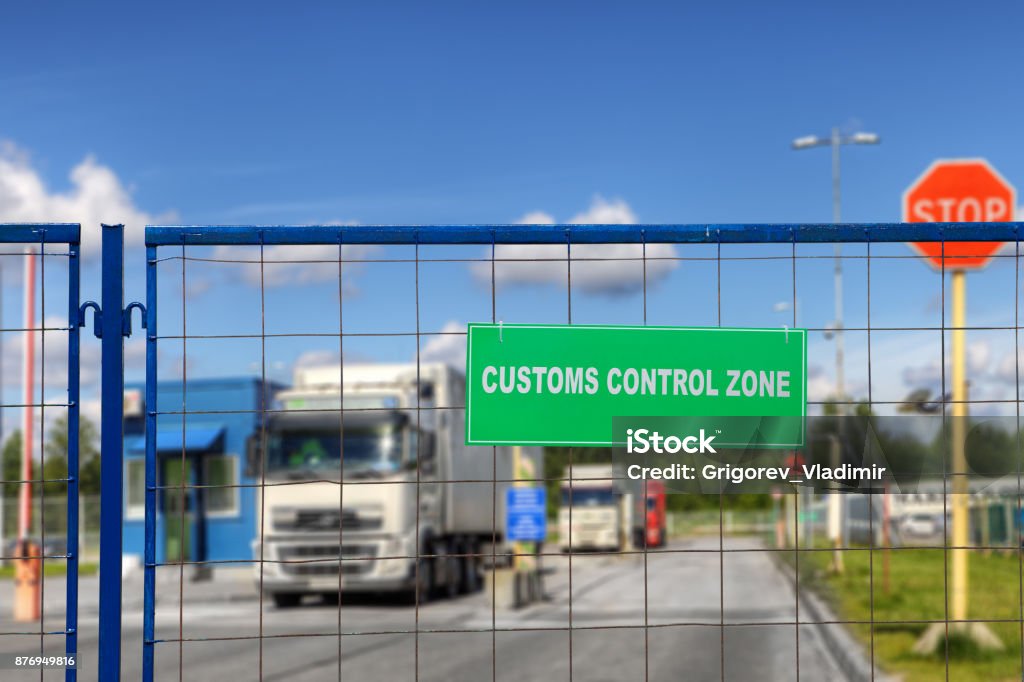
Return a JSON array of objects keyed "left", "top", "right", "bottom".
[
  {"left": 915, "top": 268, "right": 1001, "bottom": 654},
  {"left": 950, "top": 270, "right": 968, "bottom": 623}
]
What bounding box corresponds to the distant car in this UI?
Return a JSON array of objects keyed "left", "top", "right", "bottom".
[{"left": 901, "top": 513, "right": 939, "bottom": 537}]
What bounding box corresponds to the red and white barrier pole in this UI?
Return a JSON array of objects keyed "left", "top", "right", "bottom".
[
  {"left": 15, "top": 247, "right": 39, "bottom": 622},
  {"left": 19, "top": 248, "right": 34, "bottom": 541}
]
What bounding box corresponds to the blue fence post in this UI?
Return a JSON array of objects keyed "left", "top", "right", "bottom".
[
  {"left": 142, "top": 245, "right": 157, "bottom": 681},
  {"left": 98, "top": 223, "right": 126, "bottom": 681},
  {"left": 65, "top": 236, "right": 81, "bottom": 682}
]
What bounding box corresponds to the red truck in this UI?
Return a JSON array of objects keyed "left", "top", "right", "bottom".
[{"left": 632, "top": 480, "right": 667, "bottom": 548}]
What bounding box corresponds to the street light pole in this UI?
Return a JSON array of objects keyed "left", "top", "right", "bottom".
[
  {"left": 793, "top": 127, "right": 879, "bottom": 573},
  {"left": 830, "top": 131, "right": 848, "bottom": 574},
  {"left": 831, "top": 127, "right": 841, "bottom": 221},
  {"left": 792, "top": 128, "right": 877, "bottom": 414},
  {"left": 830, "top": 128, "right": 846, "bottom": 416}
]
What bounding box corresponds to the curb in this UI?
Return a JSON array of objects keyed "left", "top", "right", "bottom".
[
  {"left": 123, "top": 585, "right": 260, "bottom": 606},
  {"left": 770, "top": 551, "right": 893, "bottom": 682}
]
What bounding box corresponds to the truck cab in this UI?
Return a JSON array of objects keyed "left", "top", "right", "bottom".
[
  {"left": 255, "top": 406, "right": 434, "bottom": 605},
  {"left": 254, "top": 363, "right": 538, "bottom": 606},
  {"left": 558, "top": 464, "right": 630, "bottom": 552}
]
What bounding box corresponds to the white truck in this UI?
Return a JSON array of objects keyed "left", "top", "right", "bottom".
[
  {"left": 252, "top": 363, "right": 541, "bottom": 606},
  {"left": 558, "top": 464, "right": 632, "bottom": 552}
]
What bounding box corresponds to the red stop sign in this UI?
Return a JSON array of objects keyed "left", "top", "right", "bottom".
[{"left": 903, "top": 159, "right": 1016, "bottom": 270}]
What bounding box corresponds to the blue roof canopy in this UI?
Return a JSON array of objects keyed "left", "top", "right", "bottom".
[{"left": 126, "top": 426, "right": 225, "bottom": 454}]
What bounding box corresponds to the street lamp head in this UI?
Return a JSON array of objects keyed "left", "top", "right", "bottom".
[
  {"left": 849, "top": 132, "right": 880, "bottom": 145},
  {"left": 791, "top": 135, "right": 822, "bottom": 150}
]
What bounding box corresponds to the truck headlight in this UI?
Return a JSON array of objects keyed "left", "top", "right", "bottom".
[{"left": 272, "top": 508, "right": 298, "bottom": 530}]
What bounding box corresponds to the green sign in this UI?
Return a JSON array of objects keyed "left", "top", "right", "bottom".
[{"left": 465, "top": 323, "right": 806, "bottom": 448}]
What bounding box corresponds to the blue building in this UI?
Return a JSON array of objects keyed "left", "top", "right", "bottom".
[{"left": 122, "top": 377, "right": 282, "bottom": 567}]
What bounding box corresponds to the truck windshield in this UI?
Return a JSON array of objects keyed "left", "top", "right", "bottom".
[
  {"left": 267, "top": 425, "right": 404, "bottom": 477},
  {"left": 562, "top": 488, "right": 616, "bottom": 507}
]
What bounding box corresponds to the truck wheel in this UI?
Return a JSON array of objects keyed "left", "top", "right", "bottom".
[
  {"left": 272, "top": 593, "right": 301, "bottom": 609},
  {"left": 430, "top": 540, "right": 460, "bottom": 600},
  {"left": 461, "top": 542, "right": 481, "bottom": 594},
  {"left": 408, "top": 559, "right": 433, "bottom": 605},
  {"left": 441, "top": 549, "right": 460, "bottom": 600}
]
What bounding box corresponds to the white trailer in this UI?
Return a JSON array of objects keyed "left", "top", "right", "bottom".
[{"left": 252, "top": 363, "right": 541, "bottom": 606}]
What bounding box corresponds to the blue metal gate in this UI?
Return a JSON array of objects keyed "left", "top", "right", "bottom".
[
  {"left": 0, "top": 224, "right": 81, "bottom": 681},
  {"left": 1, "top": 220, "right": 1012, "bottom": 679},
  {"left": 136, "top": 222, "right": 1022, "bottom": 682}
]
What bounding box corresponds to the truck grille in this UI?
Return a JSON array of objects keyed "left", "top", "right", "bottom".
[
  {"left": 278, "top": 544, "right": 377, "bottom": 576},
  {"left": 277, "top": 509, "right": 383, "bottom": 532}
]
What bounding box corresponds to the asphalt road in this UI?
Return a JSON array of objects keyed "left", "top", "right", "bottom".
[{"left": 0, "top": 537, "right": 844, "bottom": 681}]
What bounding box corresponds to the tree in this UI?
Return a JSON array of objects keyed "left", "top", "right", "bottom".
[
  {"left": 43, "top": 412, "right": 101, "bottom": 496},
  {"left": 0, "top": 413, "right": 101, "bottom": 502},
  {"left": 1, "top": 430, "right": 21, "bottom": 502},
  {"left": 898, "top": 388, "right": 947, "bottom": 414}
]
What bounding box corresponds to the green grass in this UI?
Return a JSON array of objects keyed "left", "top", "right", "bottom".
[
  {"left": 0, "top": 562, "right": 97, "bottom": 579},
  {"left": 798, "top": 546, "right": 1024, "bottom": 682}
]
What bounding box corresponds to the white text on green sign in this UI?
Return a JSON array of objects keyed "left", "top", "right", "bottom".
[{"left": 465, "top": 324, "right": 807, "bottom": 447}]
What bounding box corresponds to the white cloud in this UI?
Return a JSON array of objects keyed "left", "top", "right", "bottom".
[
  {"left": 183, "top": 276, "right": 214, "bottom": 299},
  {"left": 167, "top": 354, "right": 199, "bottom": 380},
  {"left": 967, "top": 340, "right": 991, "bottom": 374},
  {"left": 887, "top": 336, "right": 1022, "bottom": 409},
  {"left": 289, "top": 349, "right": 376, "bottom": 376},
  {"left": 419, "top": 321, "right": 467, "bottom": 371},
  {"left": 995, "top": 349, "right": 1024, "bottom": 385},
  {"left": 0, "top": 313, "right": 122, "bottom": 441},
  {"left": 567, "top": 196, "right": 637, "bottom": 225},
  {"left": 517, "top": 210, "right": 556, "bottom": 225},
  {"left": 805, "top": 362, "right": 868, "bottom": 406},
  {"left": 294, "top": 349, "right": 341, "bottom": 369},
  {"left": 471, "top": 196, "right": 678, "bottom": 296},
  {"left": 806, "top": 364, "right": 834, "bottom": 403},
  {"left": 80, "top": 397, "right": 102, "bottom": 427},
  {"left": 0, "top": 316, "right": 99, "bottom": 394},
  {"left": 902, "top": 359, "right": 942, "bottom": 389},
  {"left": 211, "top": 240, "right": 376, "bottom": 288},
  {"left": 0, "top": 140, "right": 173, "bottom": 258},
  {"left": 902, "top": 340, "right": 992, "bottom": 389}
]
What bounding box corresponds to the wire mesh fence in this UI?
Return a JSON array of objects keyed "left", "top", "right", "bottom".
[
  {"left": 0, "top": 497, "right": 100, "bottom": 564},
  {"left": 0, "top": 225, "right": 81, "bottom": 681},
  {"left": 135, "top": 224, "right": 1024, "bottom": 681}
]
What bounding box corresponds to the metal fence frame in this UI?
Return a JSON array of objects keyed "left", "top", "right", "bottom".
[
  {"left": 0, "top": 223, "right": 81, "bottom": 681},
  {"left": 135, "top": 221, "right": 1024, "bottom": 681}
]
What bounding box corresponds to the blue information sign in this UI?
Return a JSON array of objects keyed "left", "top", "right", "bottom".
[{"left": 506, "top": 487, "right": 547, "bottom": 542}]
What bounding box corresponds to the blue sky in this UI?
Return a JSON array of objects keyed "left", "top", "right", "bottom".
[
  {"left": 4, "top": 1, "right": 1024, "bottom": 226},
  {"left": 1, "top": 1, "right": 1023, "bottom": 432}
]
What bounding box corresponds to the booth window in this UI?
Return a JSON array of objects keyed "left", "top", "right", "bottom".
[
  {"left": 126, "top": 460, "right": 145, "bottom": 519},
  {"left": 204, "top": 454, "right": 239, "bottom": 516}
]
